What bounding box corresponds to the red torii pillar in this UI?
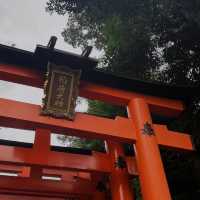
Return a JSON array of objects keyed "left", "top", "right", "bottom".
[
  {"left": 106, "top": 141, "right": 135, "bottom": 200},
  {"left": 91, "top": 173, "right": 106, "bottom": 200},
  {"left": 93, "top": 184, "right": 106, "bottom": 200},
  {"left": 128, "top": 98, "right": 171, "bottom": 200},
  {"left": 0, "top": 62, "right": 195, "bottom": 200}
]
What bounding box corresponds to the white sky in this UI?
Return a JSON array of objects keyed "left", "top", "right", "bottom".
[
  {"left": 0, "top": 0, "right": 91, "bottom": 145},
  {"left": 0, "top": 0, "right": 81, "bottom": 53}
]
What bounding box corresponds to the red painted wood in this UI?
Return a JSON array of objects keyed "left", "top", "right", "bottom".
[
  {"left": 0, "top": 145, "right": 111, "bottom": 173},
  {"left": 0, "top": 195, "right": 64, "bottom": 200},
  {"left": 0, "top": 98, "right": 135, "bottom": 142},
  {"left": 128, "top": 98, "right": 171, "bottom": 200},
  {"left": 0, "top": 156, "right": 137, "bottom": 176},
  {"left": 0, "top": 98, "right": 194, "bottom": 150},
  {"left": 154, "top": 124, "right": 193, "bottom": 151},
  {"left": 0, "top": 193, "right": 90, "bottom": 200},
  {"left": 0, "top": 176, "right": 94, "bottom": 196},
  {"left": 0, "top": 63, "right": 184, "bottom": 117},
  {"left": 0, "top": 63, "right": 194, "bottom": 200},
  {"left": 106, "top": 141, "right": 135, "bottom": 200}
]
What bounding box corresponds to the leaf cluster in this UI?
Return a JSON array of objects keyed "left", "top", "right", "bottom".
[{"left": 47, "top": 0, "right": 200, "bottom": 198}]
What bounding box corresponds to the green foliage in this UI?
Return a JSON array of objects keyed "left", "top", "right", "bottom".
[
  {"left": 47, "top": 0, "right": 200, "bottom": 198},
  {"left": 87, "top": 100, "right": 126, "bottom": 118},
  {"left": 133, "top": 178, "right": 142, "bottom": 200},
  {"left": 67, "top": 136, "right": 105, "bottom": 152},
  {"left": 60, "top": 100, "right": 126, "bottom": 151},
  {"left": 46, "top": 0, "right": 200, "bottom": 82}
]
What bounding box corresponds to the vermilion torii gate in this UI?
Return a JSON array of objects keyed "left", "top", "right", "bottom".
[{"left": 0, "top": 41, "right": 198, "bottom": 200}]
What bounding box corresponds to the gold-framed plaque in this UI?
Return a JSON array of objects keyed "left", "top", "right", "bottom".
[{"left": 41, "top": 62, "right": 81, "bottom": 120}]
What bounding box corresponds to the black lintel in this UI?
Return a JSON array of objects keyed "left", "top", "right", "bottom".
[{"left": 0, "top": 43, "right": 199, "bottom": 102}]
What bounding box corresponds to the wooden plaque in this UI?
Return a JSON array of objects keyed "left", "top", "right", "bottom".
[{"left": 41, "top": 62, "right": 81, "bottom": 120}]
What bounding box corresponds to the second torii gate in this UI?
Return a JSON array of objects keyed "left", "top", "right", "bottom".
[{"left": 0, "top": 41, "right": 198, "bottom": 199}]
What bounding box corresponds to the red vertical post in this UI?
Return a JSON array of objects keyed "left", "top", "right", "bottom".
[
  {"left": 106, "top": 141, "right": 134, "bottom": 200},
  {"left": 91, "top": 173, "right": 106, "bottom": 200},
  {"left": 19, "top": 128, "right": 51, "bottom": 179},
  {"left": 30, "top": 166, "right": 43, "bottom": 179},
  {"left": 31, "top": 128, "right": 51, "bottom": 179},
  {"left": 93, "top": 188, "right": 106, "bottom": 200},
  {"left": 33, "top": 128, "right": 51, "bottom": 153},
  {"left": 128, "top": 98, "right": 171, "bottom": 200},
  {"left": 18, "top": 167, "right": 30, "bottom": 177},
  {"left": 32, "top": 128, "right": 51, "bottom": 158}
]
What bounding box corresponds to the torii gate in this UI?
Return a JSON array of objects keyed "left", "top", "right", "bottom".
[{"left": 0, "top": 41, "right": 197, "bottom": 200}]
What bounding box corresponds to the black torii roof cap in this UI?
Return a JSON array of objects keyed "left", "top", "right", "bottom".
[{"left": 0, "top": 43, "right": 199, "bottom": 102}]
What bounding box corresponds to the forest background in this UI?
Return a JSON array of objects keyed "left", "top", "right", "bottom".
[{"left": 46, "top": 0, "right": 200, "bottom": 199}]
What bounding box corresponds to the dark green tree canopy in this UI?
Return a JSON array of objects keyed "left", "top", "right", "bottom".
[
  {"left": 46, "top": 1, "right": 200, "bottom": 199},
  {"left": 46, "top": 0, "right": 200, "bottom": 84}
]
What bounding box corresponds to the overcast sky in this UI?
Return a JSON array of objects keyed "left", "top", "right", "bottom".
[
  {"left": 0, "top": 0, "right": 90, "bottom": 145},
  {"left": 0, "top": 0, "right": 81, "bottom": 53}
]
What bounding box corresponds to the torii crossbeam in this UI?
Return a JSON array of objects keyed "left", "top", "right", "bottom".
[{"left": 0, "top": 43, "right": 198, "bottom": 200}]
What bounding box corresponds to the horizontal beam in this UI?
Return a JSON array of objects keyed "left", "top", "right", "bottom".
[
  {"left": 0, "top": 98, "right": 193, "bottom": 151},
  {"left": 80, "top": 81, "right": 184, "bottom": 117},
  {"left": 0, "top": 145, "right": 138, "bottom": 175},
  {"left": 0, "top": 64, "right": 184, "bottom": 117},
  {"left": 0, "top": 164, "right": 92, "bottom": 181},
  {"left": 0, "top": 145, "right": 111, "bottom": 173},
  {"left": 0, "top": 192, "right": 90, "bottom": 200},
  {"left": 154, "top": 125, "right": 194, "bottom": 151},
  {"left": 0, "top": 128, "right": 138, "bottom": 175},
  {"left": 0, "top": 194, "right": 66, "bottom": 200},
  {"left": 43, "top": 169, "right": 91, "bottom": 181},
  {"left": 0, "top": 176, "right": 93, "bottom": 197},
  {"left": 0, "top": 63, "right": 44, "bottom": 88},
  {"left": 0, "top": 164, "right": 21, "bottom": 174},
  {"left": 0, "top": 163, "right": 139, "bottom": 178},
  {"left": 0, "top": 98, "right": 135, "bottom": 142}
]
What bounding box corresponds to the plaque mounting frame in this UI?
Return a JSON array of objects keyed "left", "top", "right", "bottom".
[{"left": 41, "top": 62, "right": 81, "bottom": 120}]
